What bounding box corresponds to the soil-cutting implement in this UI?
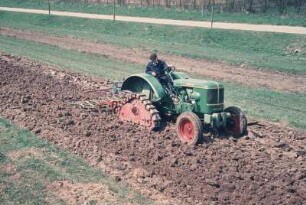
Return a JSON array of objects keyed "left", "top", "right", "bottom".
[{"left": 98, "top": 68, "right": 247, "bottom": 145}]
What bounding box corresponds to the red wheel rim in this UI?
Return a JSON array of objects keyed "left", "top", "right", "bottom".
[{"left": 179, "top": 119, "right": 195, "bottom": 142}]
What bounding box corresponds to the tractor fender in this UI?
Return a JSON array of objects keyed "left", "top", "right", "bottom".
[{"left": 121, "top": 74, "right": 167, "bottom": 102}]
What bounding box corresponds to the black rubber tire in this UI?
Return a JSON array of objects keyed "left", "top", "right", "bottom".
[
  {"left": 225, "top": 106, "right": 247, "bottom": 138},
  {"left": 176, "top": 112, "right": 203, "bottom": 145}
]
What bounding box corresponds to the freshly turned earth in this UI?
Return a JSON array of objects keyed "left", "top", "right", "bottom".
[{"left": 1, "top": 53, "right": 306, "bottom": 205}]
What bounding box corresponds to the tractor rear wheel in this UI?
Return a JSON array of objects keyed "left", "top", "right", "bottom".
[
  {"left": 176, "top": 112, "right": 203, "bottom": 145},
  {"left": 225, "top": 106, "right": 247, "bottom": 138}
]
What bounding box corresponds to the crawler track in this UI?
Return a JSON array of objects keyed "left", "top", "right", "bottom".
[{"left": 1, "top": 54, "right": 306, "bottom": 204}]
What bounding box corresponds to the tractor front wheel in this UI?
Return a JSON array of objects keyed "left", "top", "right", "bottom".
[
  {"left": 225, "top": 106, "right": 247, "bottom": 138},
  {"left": 176, "top": 112, "right": 203, "bottom": 145}
]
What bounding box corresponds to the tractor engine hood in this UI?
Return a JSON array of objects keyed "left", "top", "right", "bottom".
[{"left": 173, "top": 79, "right": 224, "bottom": 90}]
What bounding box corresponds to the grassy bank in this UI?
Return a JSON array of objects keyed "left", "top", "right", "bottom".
[
  {"left": 1, "top": 35, "right": 305, "bottom": 129},
  {"left": 1, "top": 11, "right": 306, "bottom": 75},
  {"left": 0, "top": 0, "right": 305, "bottom": 26},
  {"left": 0, "top": 118, "right": 150, "bottom": 204},
  {"left": 0, "top": 35, "right": 143, "bottom": 79}
]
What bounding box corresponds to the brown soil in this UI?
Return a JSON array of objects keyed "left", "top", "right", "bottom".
[
  {"left": 1, "top": 53, "right": 306, "bottom": 205},
  {"left": 1, "top": 27, "right": 306, "bottom": 93}
]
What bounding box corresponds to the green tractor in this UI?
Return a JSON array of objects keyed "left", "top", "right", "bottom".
[{"left": 114, "top": 68, "right": 247, "bottom": 145}]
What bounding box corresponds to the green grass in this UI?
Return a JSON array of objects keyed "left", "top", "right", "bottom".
[
  {"left": 1, "top": 11, "right": 306, "bottom": 75},
  {"left": 1, "top": 35, "right": 305, "bottom": 129},
  {"left": 225, "top": 84, "right": 306, "bottom": 129},
  {"left": 0, "top": 118, "right": 151, "bottom": 205},
  {"left": 0, "top": 35, "right": 143, "bottom": 79},
  {"left": 0, "top": 0, "right": 306, "bottom": 26}
]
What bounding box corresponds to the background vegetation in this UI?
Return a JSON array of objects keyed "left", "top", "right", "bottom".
[
  {"left": 0, "top": 0, "right": 305, "bottom": 26},
  {"left": 1, "top": 11, "right": 306, "bottom": 75}
]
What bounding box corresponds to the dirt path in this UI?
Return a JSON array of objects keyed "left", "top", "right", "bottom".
[
  {"left": 1, "top": 27, "right": 306, "bottom": 93},
  {"left": 1, "top": 6, "right": 306, "bottom": 35},
  {"left": 1, "top": 53, "right": 306, "bottom": 204}
]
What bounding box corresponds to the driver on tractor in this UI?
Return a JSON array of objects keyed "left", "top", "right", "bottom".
[{"left": 145, "top": 53, "right": 175, "bottom": 96}]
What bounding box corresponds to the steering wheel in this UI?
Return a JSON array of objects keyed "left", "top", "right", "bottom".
[
  {"left": 167, "top": 65, "right": 176, "bottom": 72},
  {"left": 166, "top": 65, "right": 175, "bottom": 83}
]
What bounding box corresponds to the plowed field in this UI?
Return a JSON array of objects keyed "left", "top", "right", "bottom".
[{"left": 1, "top": 54, "right": 306, "bottom": 204}]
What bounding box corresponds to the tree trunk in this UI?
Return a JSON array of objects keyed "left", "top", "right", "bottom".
[
  {"left": 295, "top": 0, "right": 302, "bottom": 14},
  {"left": 165, "top": 0, "right": 170, "bottom": 8},
  {"left": 263, "top": 0, "right": 268, "bottom": 13},
  {"left": 278, "top": 0, "right": 288, "bottom": 14},
  {"left": 231, "top": 0, "right": 235, "bottom": 12},
  {"left": 201, "top": 0, "right": 205, "bottom": 16},
  {"left": 192, "top": 0, "right": 196, "bottom": 10},
  {"left": 248, "top": 0, "right": 253, "bottom": 12},
  {"left": 179, "top": 0, "right": 182, "bottom": 10}
]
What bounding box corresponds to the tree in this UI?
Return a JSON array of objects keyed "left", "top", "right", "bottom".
[
  {"left": 278, "top": 0, "right": 288, "bottom": 14},
  {"left": 247, "top": 0, "right": 254, "bottom": 12},
  {"left": 295, "top": 0, "right": 302, "bottom": 14},
  {"left": 262, "top": 0, "right": 268, "bottom": 13}
]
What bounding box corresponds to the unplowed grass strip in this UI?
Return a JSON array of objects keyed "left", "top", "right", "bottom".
[
  {"left": 0, "top": 11, "right": 306, "bottom": 76},
  {"left": 1, "top": 27, "right": 306, "bottom": 93}
]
